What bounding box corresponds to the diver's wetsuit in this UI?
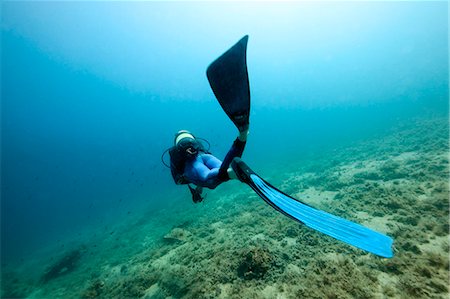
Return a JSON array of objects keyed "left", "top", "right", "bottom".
[{"left": 184, "top": 138, "right": 246, "bottom": 189}]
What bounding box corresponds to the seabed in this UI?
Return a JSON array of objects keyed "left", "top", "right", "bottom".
[{"left": 2, "top": 116, "right": 449, "bottom": 299}]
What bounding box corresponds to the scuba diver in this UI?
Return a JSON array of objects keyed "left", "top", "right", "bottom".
[
  {"left": 168, "top": 127, "right": 248, "bottom": 203},
  {"left": 162, "top": 35, "right": 394, "bottom": 258}
]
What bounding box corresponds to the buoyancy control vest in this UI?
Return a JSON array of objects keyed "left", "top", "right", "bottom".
[{"left": 168, "top": 138, "right": 206, "bottom": 185}]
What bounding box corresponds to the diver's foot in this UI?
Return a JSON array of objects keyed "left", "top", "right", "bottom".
[
  {"left": 230, "top": 158, "right": 247, "bottom": 182},
  {"left": 238, "top": 127, "right": 249, "bottom": 142},
  {"left": 227, "top": 167, "right": 238, "bottom": 180},
  {"left": 238, "top": 122, "right": 249, "bottom": 132}
]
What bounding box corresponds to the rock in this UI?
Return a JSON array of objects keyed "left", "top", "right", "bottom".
[
  {"left": 163, "top": 228, "right": 191, "bottom": 244},
  {"left": 237, "top": 247, "right": 273, "bottom": 280}
]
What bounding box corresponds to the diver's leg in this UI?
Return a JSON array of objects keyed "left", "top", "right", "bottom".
[
  {"left": 202, "top": 154, "right": 222, "bottom": 169},
  {"left": 217, "top": 134, "right": 248, "bottom": 181},
  {"left": 185, "top": 158, "right": 222, "bottom": 189},
  {"left": 227, "top": 167, "right": 239, "bottom": 180},
  {"left": 221, "top": 128, "right": 249, "bottom": 180}
]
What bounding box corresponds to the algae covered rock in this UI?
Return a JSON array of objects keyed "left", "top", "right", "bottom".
[
  {"left": 81, "top": 279, "right": 105, "bottom": 299},
  {"left": 41, "top": 246, "right": 86, "bottom": 283},
  {"left": 163, "top": 227, "right": 191, "bottom": 244},
  {"left": 237, "top": 247, "right": 273, "bottom": 280}
]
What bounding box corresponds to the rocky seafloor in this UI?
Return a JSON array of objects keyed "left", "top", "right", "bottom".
[{"left": 2, "top": 116, "right": 449, "bottom": 299}]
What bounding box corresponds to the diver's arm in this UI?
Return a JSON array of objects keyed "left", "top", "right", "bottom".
[
  {"left": 187, "top": 183, "right": 204, "bottom": 203},
  {"left": 188, "top": 183, "right": 203, "bottom": 194},
  {"left": 195, "top": 185, "right": 203, "bottom": 194}
]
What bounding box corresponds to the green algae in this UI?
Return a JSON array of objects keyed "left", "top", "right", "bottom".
[{"left": 237, "top": 247, "right": 274, "bottom": 280}]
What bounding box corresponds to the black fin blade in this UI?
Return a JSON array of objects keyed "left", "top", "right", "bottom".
[{"left": 207, "top": 35, "right": 250, "bottom": 130}]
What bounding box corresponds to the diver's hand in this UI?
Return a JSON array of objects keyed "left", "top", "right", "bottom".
[{"left": 188, "top": 184, "right": 204, "bottom": 203}]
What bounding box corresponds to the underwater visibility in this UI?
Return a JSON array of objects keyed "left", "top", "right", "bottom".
[{"left": 1, "top": 2, "right": 449, "bottom": 299}]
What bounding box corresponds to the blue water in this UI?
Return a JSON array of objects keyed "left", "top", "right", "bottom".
[{"left": 1, "top": 0, "right": 448, "bottom": 271}]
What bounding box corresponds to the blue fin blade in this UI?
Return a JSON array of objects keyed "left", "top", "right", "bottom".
[{"left": 250, "top": 174, "right": 394, "bottom": 258}]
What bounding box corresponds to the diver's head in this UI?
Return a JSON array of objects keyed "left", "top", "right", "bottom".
[
  {"left": 174, "top": 130, "right": 195, "bottom": 146},
  {"left": 174, "top": 130, "right": 201, "bottom": 157}
]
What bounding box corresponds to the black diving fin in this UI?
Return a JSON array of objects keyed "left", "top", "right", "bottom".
[
  {"left": 208, "top": 36, "right": 394, "bottom": 258},
  {"left": 231, "top": 158, "right": 394, "bottom": 258},
  {"left": 206, "top": 35, "right": 250, "bottom": 131}
]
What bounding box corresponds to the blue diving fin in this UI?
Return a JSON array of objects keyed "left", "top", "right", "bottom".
[{"left": 231, "top": 158, "right": 394, "bottom": 258}]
